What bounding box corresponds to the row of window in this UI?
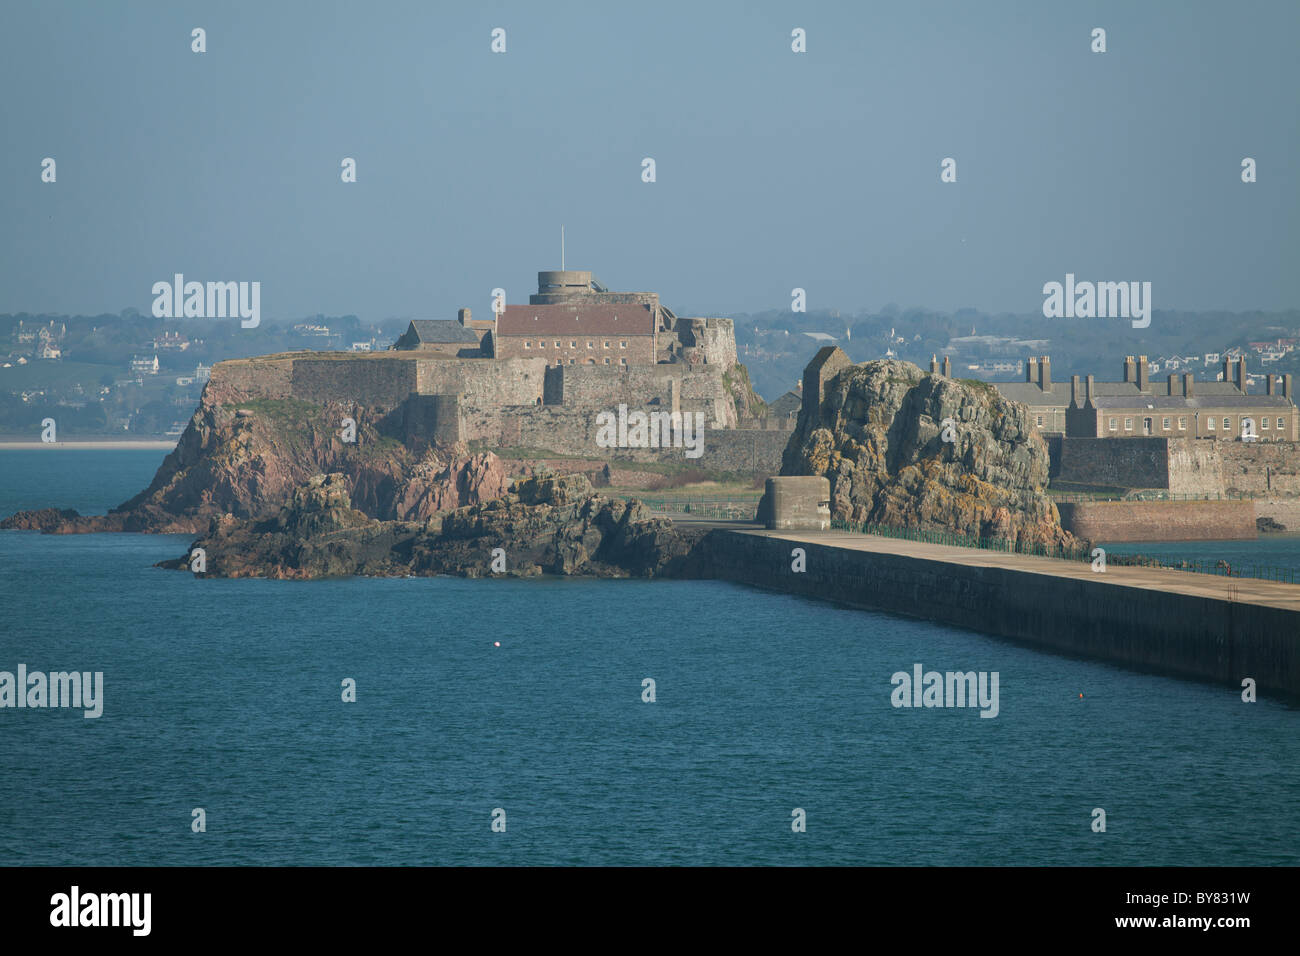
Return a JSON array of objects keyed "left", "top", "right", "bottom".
[
  {"left": 524, "top": 339, "right": 628, "bottom": 350},
  {"left": 553, "top": 357, "right": 627, "bottom": 366},
  {"left": 1107, "top": 416, "right": 1287, "bottom": 431}
]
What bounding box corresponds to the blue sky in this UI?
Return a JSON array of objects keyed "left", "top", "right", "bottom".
[{"left": 2, "top": 0, "right": 1297, "bottom": 319}]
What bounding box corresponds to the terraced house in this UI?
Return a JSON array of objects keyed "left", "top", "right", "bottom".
[{"left": 987, "top": 354, "right": 1297, "bottom": 441}]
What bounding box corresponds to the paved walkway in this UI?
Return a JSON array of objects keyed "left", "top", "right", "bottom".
[{"left": 739, "top": 528, "right": 1300, "bottom": 611}]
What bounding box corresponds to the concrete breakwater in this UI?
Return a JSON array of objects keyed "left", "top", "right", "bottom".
[{"left": 697, "top": 527, "right": 1300, "bottom": 695}]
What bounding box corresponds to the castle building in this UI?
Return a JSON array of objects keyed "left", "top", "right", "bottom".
[
  {"left": 494, "top": 303, "right": 657, "bottom": 366},
  {"left": 984, "top": 354, "right": 1296, "bottom": 441},
  {"left": 392, "top": 317, "right": 486, "bottom": 357}
]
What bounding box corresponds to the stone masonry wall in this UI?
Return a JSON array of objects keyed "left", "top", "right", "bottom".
[
  {"left": 1167, "top": 439, "right": 1300, "bottom": 497},
  {"left": 206, "top": 357, "right": 294, "bottom": 403},
  {"left": 1054, "top": 437, "right": 1170, "bottom": 488},
  {"left": 292, "top": 357, "right": 418, "bottom": 407},
  {"left": 1055, "top": 500, "right": 1257, "bottom": 542}
]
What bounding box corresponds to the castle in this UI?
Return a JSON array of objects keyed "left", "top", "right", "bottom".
[{"left": 208, "top": 269, "right": 792, "bottom": 472}]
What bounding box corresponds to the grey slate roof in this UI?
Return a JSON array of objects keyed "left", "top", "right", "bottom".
[
  {"left": 768, "top": 390, "right": 802, "bottom": 417},
  {"left": 994, "top": 379, "right": 1258, "bottom": 406},
  {"left": 405, "top": 320, "right": 481, "bottom": 344},
  {"left": 1088, "top": 394, "right": 1293, "bottom": 410},
  {"left": 993, "top": 383, "right": 1064, "bottom": 406}
]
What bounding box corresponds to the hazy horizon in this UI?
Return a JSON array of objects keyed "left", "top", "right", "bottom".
[{"left": 3, "top": 0, "right": 1298, "bottom": 320}]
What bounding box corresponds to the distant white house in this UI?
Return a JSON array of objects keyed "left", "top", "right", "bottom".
[
  {"left": 194, "top": 364, "right": 212, "bottom": 382},
  {"left": 1204, "top": 353, "right": 1220, "bottom": 364},
  {"left": 350, "top": 341, "right": 373, "bottom": 352},
  {"left": 130, "top": 355, "right": 159, "bottom": 375}
]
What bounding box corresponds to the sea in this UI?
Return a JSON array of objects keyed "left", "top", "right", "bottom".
[{"left": 1, "top": 449, "right": 1297, "bottom": 866}]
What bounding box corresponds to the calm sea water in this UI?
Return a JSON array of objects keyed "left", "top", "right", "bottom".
[
  {"left": 1, "top": 449, "right": 1297, "bottom": 866},
  {"left": 1103, "top": 536, "right": 1300, "bottom": 575}
]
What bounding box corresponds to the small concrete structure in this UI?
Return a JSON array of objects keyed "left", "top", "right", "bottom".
[{"left": 764, "top": 476, "right": 831, "bottom": 530}]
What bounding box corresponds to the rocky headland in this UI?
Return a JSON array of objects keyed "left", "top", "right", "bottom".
[
  {"left": 1, "top": 397, "right": 510, "bottom": 534},
  {"left": 158, "top": 472, "right": 706, "bottom": 579},
  {"left": 5, "top": 350, "right": 1083, "bottom": 578}
]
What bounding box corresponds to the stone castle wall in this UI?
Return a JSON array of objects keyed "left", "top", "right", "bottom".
[
  {"left": 415, "top": 357, "right": 546, "bottom": 406},
  {"left": 206, "top": 357, "right": 294, "bottom": 403},
  {"left": 292, "top": 357, "right": 419, "bottom": 407},
  {"left": 1167, "top": 439, "right": 1300, "bottom": 497},
  {"left": 1054, "top": 437, "right": 1170, "bottom": 488},
  {"left": 207, "top": 349, "right": 771, "bottom": 470}
]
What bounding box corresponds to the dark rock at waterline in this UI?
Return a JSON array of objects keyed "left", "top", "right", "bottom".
[
  {"left": 158, "top": 472, "right": 707, "bottom": 579},
  {"left": 1257, "top": 515, "right": 1287, "bottom": 533}
]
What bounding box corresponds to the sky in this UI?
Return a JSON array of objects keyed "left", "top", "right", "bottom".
[{"left": 2, "top": 0, "right": 1298, "bottom": 321}]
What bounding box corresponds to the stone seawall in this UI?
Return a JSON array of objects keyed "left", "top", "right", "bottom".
[
  {"left": 1254, "top": 499, "right": 1300, "bottom": 531},
  {"left": 1056, "top": 500, "right": 1257, "bottom": 542},
  {"left": 699, "top": 529, "right": 1300, "bottom": 695}
]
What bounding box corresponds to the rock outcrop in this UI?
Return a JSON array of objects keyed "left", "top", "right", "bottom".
[
  {"left": 777, "top": 356, "right": 1078, "bottom": 550},
  {"left": 159, "top": 473, "right": 705, "bottom": 579},
  {"left": 2, "top": 397, "right": 509, "bottom": 534}
]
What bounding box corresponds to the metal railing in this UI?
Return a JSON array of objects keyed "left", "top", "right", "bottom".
[
  {"left": 636, "top": 494, "right": 761, "bottom": 518},
  {"left": 829, "top": 517, "right": 1300, "bottom": 585},
  {"left": 1049, "top": 490, "right": 1290, "bottom": 503}
]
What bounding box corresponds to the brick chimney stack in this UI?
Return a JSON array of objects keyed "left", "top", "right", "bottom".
[
  {"left": 1183, "top": 373, "right": 1194, "bottom": 397},
  {"left": 1137, "top": 355, "right": 1149, "bottom": 392},
  {"left": 1123, "top": 356, "right": 1136, "bottom": 383},
  {"left": 1071, "top": 374, "right": 1081, "bottom": 406},
  {"left": 1167, "top": 373, "right": 1176, "bottom": 396},
  {"left": 930, "top": 355, "right": 939, "bottom": 374},
  {"left": 1026, "top": 356, "right": 1037, "bottom": 383},
  {"left": 1085, "top": 374, "right": 1095, "bottom": 404},
  {"left": 1038, "top": 356, "right": 1051, "bottom": 393},
  {"left": 1237, "top": 356, "right": 1248, "bottom": 393},
  {"left": 1223, "top": 357, "right": 1232, "bottom": 385},
  {"left": 942, "top": 356, "right": 951, "bottom": 377},
  {"left": 1284, "top": 374, "right": 1293, "bottom": 400},
  {"left": 1267, "top": 374, "right": 1276, "bottom": 396},
  {"left": 458, "top": 308, "right": 472, "bottom": 326}
]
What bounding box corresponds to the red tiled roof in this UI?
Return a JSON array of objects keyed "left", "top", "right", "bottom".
[{"left": 496, "top": 304, "right": 656, "bottom": 336}]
